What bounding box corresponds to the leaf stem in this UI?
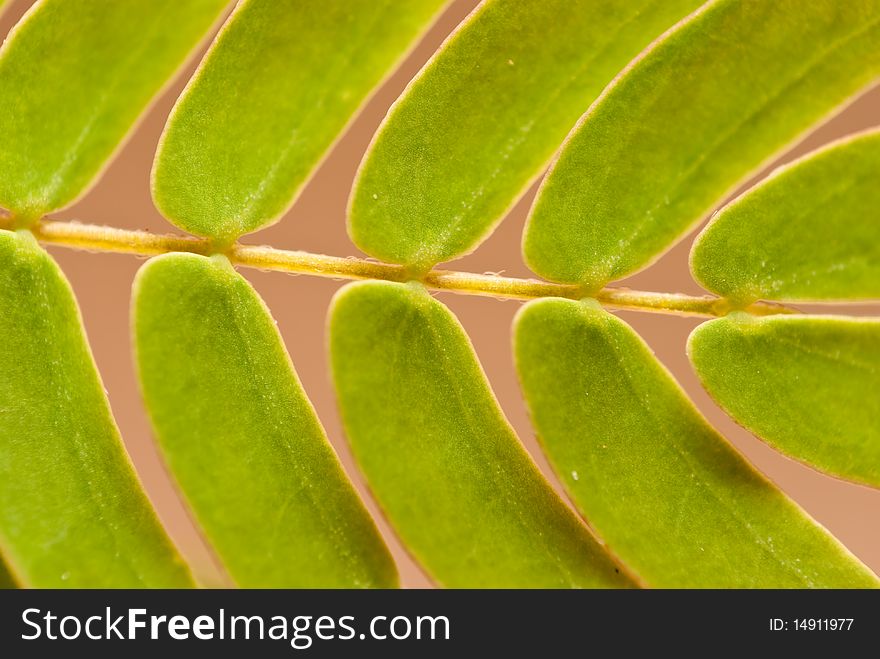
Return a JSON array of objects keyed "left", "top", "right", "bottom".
[{"left": 4, "top": 217, "right": 795, "bottom": 317}]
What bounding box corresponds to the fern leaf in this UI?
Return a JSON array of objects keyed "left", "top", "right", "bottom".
[
  {"left": 0, "top": 230, "right": 193, "bottom": 588},
  {"left": 0, "top": 0, "right": 228, "bottom": 219},
  {"left": 514, "top": 299, "right": 878, "bottom": 587},
  {"left": 348, "top": 0, "right": 703, "bottom": 271},
  {"left": 691, "top": 129, "right": 880, "bottom": 304},
  {"left": 329, "top": 281, "right": 634, "bottom": 588},
  {"left": 133, "top": 253, "right": 397, "bottom": 588},
  {"left": 524, "top": 0, "right": 880, "bottom": 288},
  {"left": 689, "top": 313, "right": 880, "bottom": 489},
  {"left": 152, "top": 0, "right": 448, "bottom": 243}
]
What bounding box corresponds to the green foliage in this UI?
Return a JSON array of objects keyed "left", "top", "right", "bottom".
[
  {"left": 329, "top": 281, "right": 633, "bottom": 588},
  {"left": 0, "top": 0, "right": 227, "bottom": 220},
  {"left": 0, "top": 230, "right": 193, "bottom": 588},
  {"left": 133, "top": 254, "right": 397, "bottom": 588},
  {"left": 689, "top": 314, "right": 880, "bottom": 488},
  {"left": 691, "top": 130, "right": 880, "bottom": 304},
  {"left": 153, "top": 0, "right": 447, "bottom": 244},
  {"left": 524, "top": 0, "right": 880, "bottom": 288},
  {"left": 349, "top": 0, "right": 703, "bottom": 271},
  {"left": 514, "top": 299, "right": 877, "bottom": 588}
]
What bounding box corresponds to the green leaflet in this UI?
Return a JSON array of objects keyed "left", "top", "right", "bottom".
[
  {"left": 514, "top": 299, "right": 878, "bottom": 588},
  {"left": 133, "top": 254, "right": 397, "bottom": 588},
  {"left": 0, "top": 230, "right": 193, "bottom": 588},
  {"left": 329, "top": 281, "right": 632, "bottom": 588},
  {"left": 689, "top": 314, "right": 880, "bottom": 489},
  {"left": 691, "top": 129, "right": 880, "bottom": 304},
  {"left": 524, "top": 0, "right": 880, "bottom": 288},
  {"left": 153, "top": 0, "right": 447, "bottom": 243},
  {"left": 0, "top": 0, "right": 227, "bottom": 220},
  {"left": 349, "top": 0, "right": 703, "bottom": 271}
]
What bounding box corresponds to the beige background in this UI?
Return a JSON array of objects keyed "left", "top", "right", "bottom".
[{"left": 3, "top": 0, "right": 878, "bottom": 587}]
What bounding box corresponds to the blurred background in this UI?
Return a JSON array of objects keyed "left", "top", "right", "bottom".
[{"left": 2, "top": 0, "right": 878, "bottom": 587}]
